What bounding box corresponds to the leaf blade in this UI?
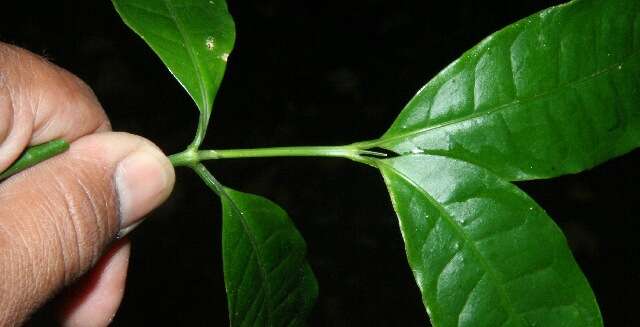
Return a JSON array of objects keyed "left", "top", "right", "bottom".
[
  {"left": 221, "top": 188, "right": 318, "bottom": 326},
  {"left": 379, "top": 154, "right": 602, "bottom": 327},
  {"left": 379, "top": 0, "right": 640, "bottom": 181},
  {"left": 112, "top": 0, "right": 235, "bottom": 118}
]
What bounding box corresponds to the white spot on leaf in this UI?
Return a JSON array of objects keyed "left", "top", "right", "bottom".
[
  {"left": 220, "top": 53, "right": 229, "bottom": 62},
  {"left": 205, "top": 37, "right": 215, "bottom": 50}
]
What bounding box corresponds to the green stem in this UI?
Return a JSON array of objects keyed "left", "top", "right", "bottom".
[
  {"left": 189, "top": 111, "right": 210, "bottom": 150},
  {"left": 204, "top": 146, "right": 364, "bottom": 159},
  {"left": 192, "top": 163, "right": 224, "bottom": 196},
  {"left": 0, "top": 139, "right": 70, "bottom": 181},
  {"left": 169, "top": 149, "right": 199, "bottom": 168},
  {"left": 169, "top": 144, "right": 386, "bottom": 168}
]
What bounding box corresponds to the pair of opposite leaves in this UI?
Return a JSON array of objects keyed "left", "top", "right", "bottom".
[{"left": 112, "top": 0, "right": 639, "bottom": 326}]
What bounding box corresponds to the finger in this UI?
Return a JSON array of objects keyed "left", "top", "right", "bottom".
[
  {"left": 0, "top": 132, "right": 174, "bottom": 326},
  {"left": 58, "top": 239, "right": 131, "bottom": 327},
  {"left": 0, "top": 42, "right": 111, "bottom": 172}
]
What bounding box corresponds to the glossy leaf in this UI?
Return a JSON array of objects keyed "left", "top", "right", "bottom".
[
  {"left": 221, "top": 187, "right": 318, "bottom": 326},
  {"left": 379, "top": 154, "right": 602, "bottom": 327},
  {"left": 112, "top": 0, "right": 235, "bottom": 120},
  {"left": 378, "top": 0, "right": 640, "bottom": 181}
]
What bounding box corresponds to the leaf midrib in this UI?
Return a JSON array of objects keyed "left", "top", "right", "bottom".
[
  {"left": 379, "top": 159, "right": 527, "bottom": 327},
  {"left": 378, "top": 49, "right": 640, "bottom": 149},
  {"left": 163, "top": 0, "right": 209, "bottom": 113},
  {"left": 222, "top": 190, "right": 275, "bottom": 324}
]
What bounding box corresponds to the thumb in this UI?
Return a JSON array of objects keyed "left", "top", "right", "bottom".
[{"left": 0, "top": 132, "right": 174, "bottom": 325}]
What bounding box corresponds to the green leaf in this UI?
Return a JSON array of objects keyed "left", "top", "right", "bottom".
[
  {"left": 378, "top": 0, "right": 640, "bottom": 181},
  {"left": 221, "top": 188, "right": 318, "bottom": 326},
  {"left": 379, "top": 154, "right": 602, "bottom": 327},
  {"left": 112, "top": 0, "right": 235, "bottom": 122}
]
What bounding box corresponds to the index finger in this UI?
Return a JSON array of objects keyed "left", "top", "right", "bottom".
[{"left": 0, "top": 42, "right": 111, "bottom": 172}]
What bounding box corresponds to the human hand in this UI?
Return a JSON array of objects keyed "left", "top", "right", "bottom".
[{"left": 0, "top": 42, "right": 175, "bottom": 326}]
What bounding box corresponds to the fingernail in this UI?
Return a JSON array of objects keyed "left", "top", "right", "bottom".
[{"left": 114, "top": 145, "right": 174, "bottom": 237}]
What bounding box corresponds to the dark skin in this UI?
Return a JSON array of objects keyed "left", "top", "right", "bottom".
[{"left": 0, "top": 42, "right": 175, "bottom": 326}]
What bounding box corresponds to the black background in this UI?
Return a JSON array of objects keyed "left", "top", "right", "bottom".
[{"left": 3, "top": 0, "right": 638, "bottom": 326}]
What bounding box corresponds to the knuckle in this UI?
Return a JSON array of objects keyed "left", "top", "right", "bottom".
[
  {"left": 0, "top": 44, "right": 33, "bottom": 169},
  {"left": 0, "top": 42, "right": 110, "bottom": 141},
  {"left": 33, "top": 62, "right": 109, "bottom": 134},
  {"left": 0, "top": 83, "right": 14, "bottom": 146}
]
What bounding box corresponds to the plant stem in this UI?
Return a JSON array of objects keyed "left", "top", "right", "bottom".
[
  {"left": 169, "top": 144, "right": 386, "bottom": 167},
  {"left": 169, "top": 149, "right": 199, "bottom": 168},
  {"left": 192, "top": 163, "right": 224, "bottom": 196},
  {"left": 0, "top": 139, "right": 69, "bottom": 181},
  {"left": 189, "top": 111, "right": 210, "bottom": 150},
  {"left": 203, "top": 146, "right": 361, "bottom": 159}
]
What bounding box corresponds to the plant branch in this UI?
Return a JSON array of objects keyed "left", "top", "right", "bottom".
[
  {"left": 0, "top": 139, "right": 69, "bottom": 181},
  {"left": 169, "top": 144, "right": 386, "bottom": 168},
  {"left": 188, "top": 110, "right": 210, "bottom": 150},
  {"left": 191, "top": 163, "right": 224, "bottom": 196}
]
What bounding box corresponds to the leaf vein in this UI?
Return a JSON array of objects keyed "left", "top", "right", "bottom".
[
  {"left": 163, "top": 0, "right": 209, "bottom": 112},
  {"left": 222, "top": 194, "right": 276, "bottom": 323},
  {"left": 380, "top": 161, "right": 528, "bottom": 326},
  {"left": 379, "top": 49, "right": 640, "bottom": 149},
  {"left": 457, "top": 272, "right": 486, "bottom": 326},
  {"left": 120, "top": 2, "right": 172, "bottom": 19}
]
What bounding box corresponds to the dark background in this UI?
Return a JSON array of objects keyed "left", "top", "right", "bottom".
[{"left": 3, "top": 0, "right": 638, "bottom": 326}]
